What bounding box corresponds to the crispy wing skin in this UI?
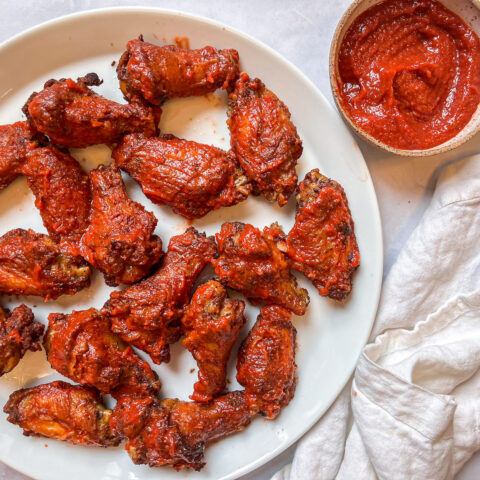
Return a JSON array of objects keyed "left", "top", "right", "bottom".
[
  {"left": 0, "top": 122, "right": 44, "bottom": 190},
  {"left": 117, "top": 39, "right": 239, "bottom": 104},
  {"left": 212, "top": 222, "right": 309, "bottom": 315},
  {"left": 0, "top": 229, "right": 91, "bottom": 300},
  {"left": 182, "top": 281, "right": 246, "bottom": 403},
  {"left": 44, "top": 308, "right": 160, "bottom": 399},
  {"left": 113, "top": 134, "right": 251, "bottom": 219},
  {"left": 102, "top": 227, "right": 216, "bottom": 364},
  {"left": 164, "top": 391, "right": 252, "bottom": 446},
  {"left": 81, "top": 163, "right": 163, "bottom": 286},
  {"left": 111, "top": 396, "right": 201, "bottom": 470},
  {"left": 286, "top": 169, "right": 360, "bottom": 300},
  {"left": 23, "top": 146, "right": 91, "bottom": 248},
  {"left": 0, "top": 305, "right": 44, "bottom": 377},
  {"left": 4, "top": 381, "right": 120, "bottom": 447},
  {"left": 24, "top": 73, "right": 159, "bottom": 148},
  {"left": 236, "top": 305, "right": 297, "bottom": 419},
  {"left": 228, "top": 73, "right": 303, "bottom": 206},
  {"left": 111, "top": 391, "right": 252, "bottom": 470}
]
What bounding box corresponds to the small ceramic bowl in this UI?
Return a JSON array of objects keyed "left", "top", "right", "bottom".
[{"left": 329, "top": 0, "right": 480, "bottom": 156}]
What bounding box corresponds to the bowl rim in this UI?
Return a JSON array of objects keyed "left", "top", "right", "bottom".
[{"left": 329, "top": 0, "right": 480, "bottom": 157}]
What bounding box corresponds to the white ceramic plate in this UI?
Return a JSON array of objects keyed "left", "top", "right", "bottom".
[{"left": 0, "top": 8, "right": 383, "bottom": 480}]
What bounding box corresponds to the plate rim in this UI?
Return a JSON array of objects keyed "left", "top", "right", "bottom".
[{"left": 0, "top": 6, "right": 384, "bottom": 480}]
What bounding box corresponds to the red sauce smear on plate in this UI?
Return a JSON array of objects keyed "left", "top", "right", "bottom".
[{"left": 337, "top": 0, "right": 480, "bottom": 150}]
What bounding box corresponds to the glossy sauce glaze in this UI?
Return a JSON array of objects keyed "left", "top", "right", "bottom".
[{"left": 337, "top": 0, "right": 480, "bottom": 150}]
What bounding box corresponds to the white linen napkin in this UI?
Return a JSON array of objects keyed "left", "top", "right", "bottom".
[{"left": 273, "top": 154, "right": 480, "bottom": 480}]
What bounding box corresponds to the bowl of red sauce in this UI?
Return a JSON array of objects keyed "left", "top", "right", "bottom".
[{"left": 330, "top": 0, "right": 480, "bottom": 156}]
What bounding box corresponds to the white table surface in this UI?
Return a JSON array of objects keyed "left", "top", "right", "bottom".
[{"left": 0, "top": 1, "right": 479, "bottom": 479}]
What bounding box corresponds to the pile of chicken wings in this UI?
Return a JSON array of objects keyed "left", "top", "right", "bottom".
[{"left": 0, "top": 36, "right": 360, "bottom": 471}]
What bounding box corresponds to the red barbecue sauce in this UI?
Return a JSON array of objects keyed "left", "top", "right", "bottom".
[{"left": 337, "top": 0, "right": 480, "bottom": 150}]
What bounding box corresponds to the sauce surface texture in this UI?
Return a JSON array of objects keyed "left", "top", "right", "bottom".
[{"left": 337, "top": 0, "right": 480, "bottom": 150}]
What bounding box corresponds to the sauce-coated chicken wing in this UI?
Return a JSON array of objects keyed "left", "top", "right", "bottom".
[
  {"left": 228, "top": 73, "right": 303, "bottom": 206},
  {"left": 286, "top": 169, "right": 360, "bottom": 300},
  {"left": 4, "top": 381, "right": 120, "bottom": 446},
  {"left": 81, "top": 163, "right": 163, "bottom": 286},
  {"left": 212, "top": 222, "right": 309, "bottom": 315},
  {"left": 117, "top": 38, "right": 239, "bottom": 104},
  {"left": 0, "top": 304, "right": 44, "bottom": 376},
  {"left": 23, "top": 146, "right": 91, "bottom": 248},
  {"left": 44, "top": 308, "right": 160, "bottom": 399},
  {"left": 113, "top": 134, "right": 251, "bottom": 219},
  {"left": 24, "top": 73, "right": 159, "bottom": 148},
  {"left": 236, "top": 305, "right": 296, "bottom": 419},
  {"left": 182, "top": 280, "right": 246, "bottom": 403},
  {"left": 164, "top": 391, "right": 252, "bottom": 447},
  {"left": 102, "top": 228, "right": 216, "bottom": 364},
  {"left": 111, "top": 391, "right": 252, "bottom": 470},
  {"left": 0, "top": 121, "right": 44, "bottom": 190},
  {"left": 0, "top": 229, "right": 90, "bottom": 300}
]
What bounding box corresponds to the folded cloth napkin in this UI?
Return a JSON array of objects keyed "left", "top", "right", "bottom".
[{"left": 273, "top": 154, "right": 480, "bottom": 480}]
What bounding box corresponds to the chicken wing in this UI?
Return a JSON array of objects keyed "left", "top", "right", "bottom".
[
  {"left": 0, "top": 121, "right": 44, "bottom": 190},
  {"left": 81, "top": 163, "right": 163, "bottom": 286},
  {"left": 0, "top": 229, "right": 90, "bottom": 300},
  {"left": 182, "top": 280, "right": 246, "bottom": 403},
  {"left": 113, "top": 134, "right": 251, "bottom": 219},
  {"left": 286, "top": 169, "right": 360, "bottom": 300},
  {"left": 4, "top": 381, "right": 120, "bottom": 447},
  {"left": 111, "top": 391, "right": 252, "bottom": 470},
  {"left": 212, "top": 222, "right": 309, "bottom": 315},
  {"left": 44, "top": 308, "right": 160, "bottom": 399},
  {"left": 0, "top": 304, "right": 44, "bottom": 377},
  {"left": 228, "top": 73, "right": 303, "bottom": 206},
  {"left": 236, "top": 305, "right": 296, "bottom": 419},
  {"left": 24, "top": 73, "right": 159, "bottom": 148},
  {"left": 23, "top": 146, "right": 91, "bottom": 248},
  {"left": 117, "top": 38, "right": 239, "bottom": 104},
  {"left": 102, "top": 227, "right": 216, "bottom": 364}
]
